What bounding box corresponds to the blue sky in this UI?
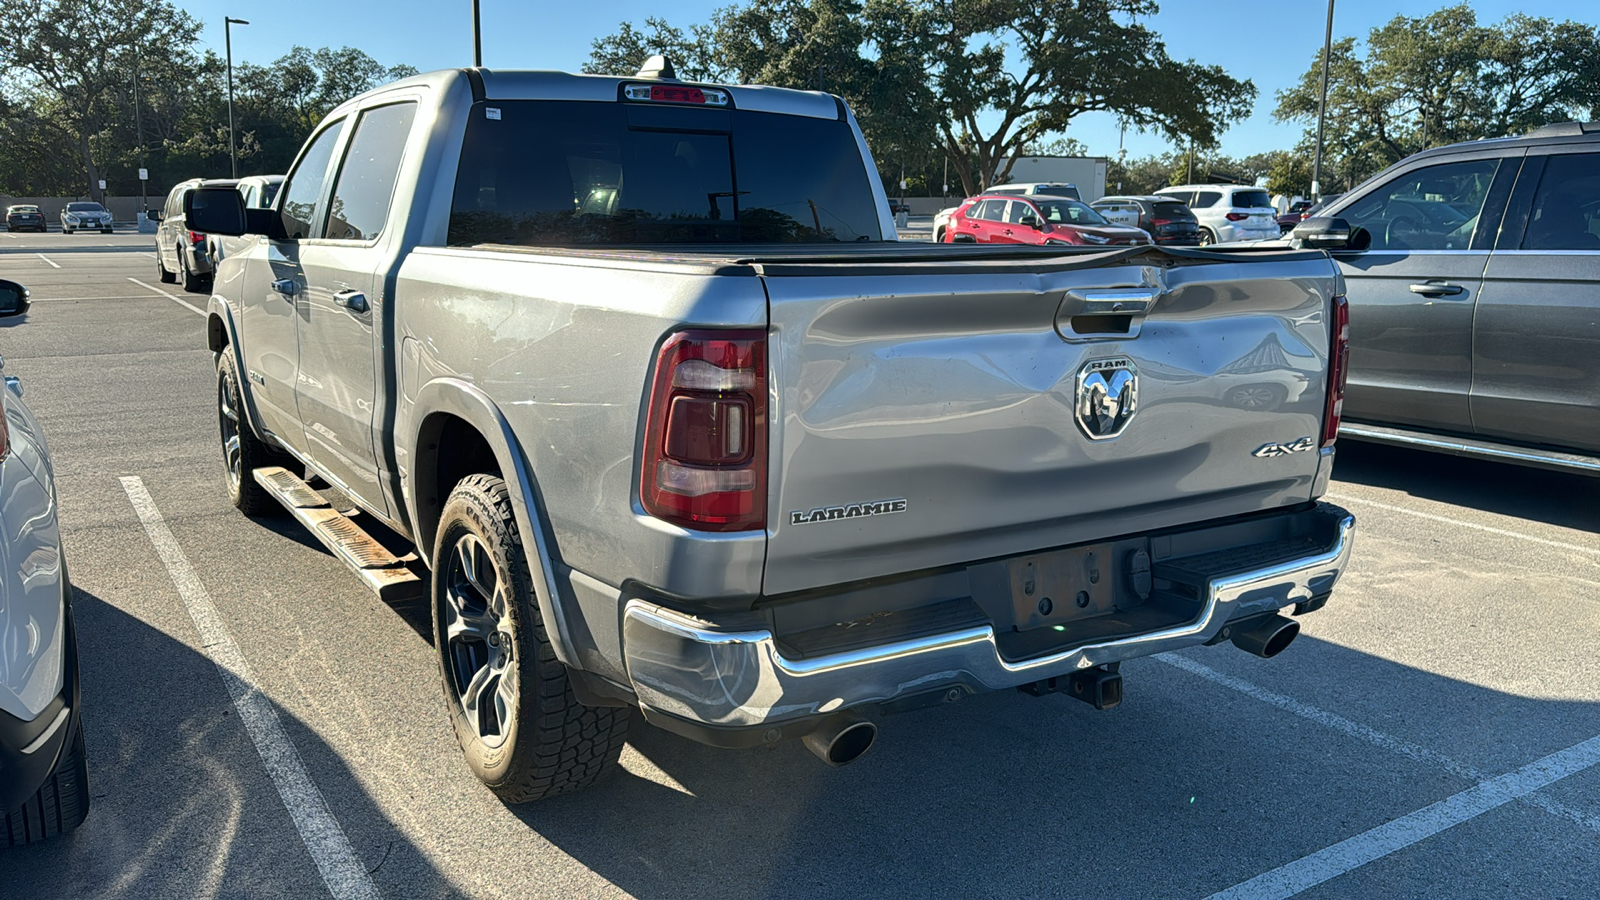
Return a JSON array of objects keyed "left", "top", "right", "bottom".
[{"left": 178, "top": 1, "right": 1599, "bottom": 160}]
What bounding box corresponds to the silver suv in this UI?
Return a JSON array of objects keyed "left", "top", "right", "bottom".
[
  {"left": 1155, "top": 184, "right": 1279, "bottom": 244},
  {"left": 150, "top": 178, "right": 222, "bottom": 293},
  {"left": 1287, "top": 121, "right": 1600, "bottom": 474}
]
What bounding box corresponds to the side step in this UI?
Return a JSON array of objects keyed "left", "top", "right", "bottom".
[
  {"left": 253, "top": 466, "right": 426, "bottom": 603},
  {"left": 1341, "top": 422, "right": 1600, "bottom": 475}
]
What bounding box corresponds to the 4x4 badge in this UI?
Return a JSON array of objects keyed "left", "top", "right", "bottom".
[{"left": 1252, "top": 436, "right": 1316, "bottom": 458}]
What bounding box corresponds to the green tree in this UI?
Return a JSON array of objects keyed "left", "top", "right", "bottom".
[{"left": 1276, "top": 5, "right": 1600, "bottom": 185}]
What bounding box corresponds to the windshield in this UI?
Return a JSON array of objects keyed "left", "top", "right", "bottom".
[
  {"left": 1152, "top": 201, "right": 1194, "bottom": 221},
  {"left": 66, "top": 202, "right": 105, "bottom": 212},
  {"left": 1033, "top": 198, "right": 1108, "bottom": 226},
  {"left": 1231, "top": 190, "right": 1273, "bottom": 210},
  {"left": 448, "top": 100, "right": 883, "bottom": 246}
]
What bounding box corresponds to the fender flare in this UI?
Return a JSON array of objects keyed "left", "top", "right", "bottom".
[
  {"left": 406, "top": 377, "right": 581, "bottom": 669},
  {"left": 206, "top": 297, "right": 275, "bottom": 451}
]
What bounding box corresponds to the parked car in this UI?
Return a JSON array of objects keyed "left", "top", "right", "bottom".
[
  {"left": 5, "top": 205, "right": 45, "bottom": 233},
  {"left": 1154, "top": 185, "right": 1279, "bottom": 244},
  {"left": 1286, "top": 120, "right": 1600, "bottom": 474},
  {"left": 150, "top": 178, "right": 226, "bottom": 293},
  {"left": 60, "top": 202, "right": 112, "bottom": 234},
  {"left": 943, "top": 194, "right": 1150, "bottom": 245},
  {"left": 986, "top": 182, "right": 1082, "bottom": 201},
  {"left": 0, "top": 278, "right": 89, "bottom": 846},
  {"left": 1276, "top": 200, "right": 1315, "bottom": 233},
  {"left": 1091, "top": 195, "right": 1204, "bottom": 245},
  {"left": 187, "top": 63, "right": 1353, "bottom": 800}
]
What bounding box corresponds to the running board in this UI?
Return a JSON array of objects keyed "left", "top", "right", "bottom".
[
  {"left": 253, "top": 466, "right": 426, "bottom": 603},
  {"left": 1341, "top": 423, "right": 1600, "bottom": 475}
]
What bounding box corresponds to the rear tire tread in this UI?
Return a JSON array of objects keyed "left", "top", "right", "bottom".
[{"left": 3, "top": 728, "right": 89, "bottom": 847}]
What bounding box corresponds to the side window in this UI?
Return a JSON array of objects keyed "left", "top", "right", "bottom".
[
  {"left": 1005, "top": 201, "right": 1034, "bottom": 224},
  {"left": 1162, "top": 190, "right": 1192, "bottom": 205},
  {"left": 1191, "top": 191, "right": 1221, "bottom": 209},
  {"left": 970, "top": 199, "right": 997, "bottom": 221},
  {"left": 1521, "top": 153, "right": 1600, "bottom": 251},
  {"left": 279, "top": 119, "right": 347, "bottom": 239},
  {"left": 325, "top": 102, "right": 418, "bottom": 241},
  {"left": 1343, "top": 158, "right": 1500, "bottom": 251}
]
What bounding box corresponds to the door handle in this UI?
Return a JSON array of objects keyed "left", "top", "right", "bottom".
[
  {"left": 1409, "top": 281, "right": 1465, "bottom": 296},
  {"left": 333, "top": 289, "right": 369, "bottom": 313},
  {"left": 271, "top": 278, "right": 297, "bottom": 296}
]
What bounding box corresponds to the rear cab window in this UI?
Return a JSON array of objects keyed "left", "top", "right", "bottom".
[{"left": 448, "top": 99, "right": 883, "bottom": 246}]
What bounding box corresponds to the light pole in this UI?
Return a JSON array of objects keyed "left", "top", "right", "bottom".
[
  {"left": 472, "top": 0, "right": 482, "bottom": 67},
  {"left": 1117, "top": 122, "right": 1127, "bottom": 193},
  {"left": 225, "top": 16, "right": 249, "bottom": 178},
  {"left": 1311, "top": 0, "right": 1334, "bottom": 201}
]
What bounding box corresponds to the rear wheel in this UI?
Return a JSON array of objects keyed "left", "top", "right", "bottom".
[
  {"left": 216, "top": 352, "right": 287, "bottom": 515},
  {"left": 434, "top": 474, "right": 630, "bottom": 803},
  {"left": 3, "top": 727, "right": 89, "bottom": 847},
  {"left": 1198, "top": 227, "right": 1217, "bottom": 246}
]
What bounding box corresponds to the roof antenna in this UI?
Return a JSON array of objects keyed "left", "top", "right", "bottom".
[{"left": 636, "top": 55, "right": 676, "bottom": 80}]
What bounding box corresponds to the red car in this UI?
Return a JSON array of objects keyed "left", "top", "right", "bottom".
[{"left": 943, "top": 194, "right": 1151, "bottom": 246}]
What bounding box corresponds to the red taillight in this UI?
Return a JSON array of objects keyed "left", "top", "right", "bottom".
[
  {"left": 1225, "top": 212, "right": 1249, "bottom": 222},
  {"left": 1149, "top": 217, "right": 1171, "bottom": 227},
  {"left": 641, "top": 330, "right": 767, "bottom": 531},
  {"left": 1322, "top": 295, "right": 1349, "bottom": 448},
  {"left": 188, "top": 230, "right": 206, "bottom": 243},
  {"left": 651, "top": 85, "right": 705, "bottom": 104}
]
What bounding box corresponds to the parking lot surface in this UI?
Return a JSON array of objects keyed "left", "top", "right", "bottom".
[{"left": 2, "top": 230, "right": 1598, "bottom": 899}]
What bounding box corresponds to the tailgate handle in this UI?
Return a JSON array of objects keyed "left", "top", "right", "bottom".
[{"left": 1056, "top": 287, "right": 1160, "bottom": 343}]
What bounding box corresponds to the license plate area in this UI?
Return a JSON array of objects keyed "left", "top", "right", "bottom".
[{"left": 997, "top": 538, "right": 1152, "bottom": 632}]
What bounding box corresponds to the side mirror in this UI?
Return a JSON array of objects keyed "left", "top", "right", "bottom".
[
  {"left": 1291, "top": 216, "right": 1353, "bottom": 250},
  {"left": 147, "top": 209, "right": 162, "bottom": 222},
  {"left": 1019, "top": 213, "right": 1040, "bottom": 229},
  {"left": 0, "top": 280, "right": 31, "bottom": 317},
  {"left": 184, "top": 186, "right": 248, "bottom": 236}
]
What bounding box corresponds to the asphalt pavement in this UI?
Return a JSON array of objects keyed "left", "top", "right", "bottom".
[{"left": 2, "top": 230, "right": 1599, "bottom": 899}]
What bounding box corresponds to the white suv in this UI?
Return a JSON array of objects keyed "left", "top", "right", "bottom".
[{"left": 1155, "top": 184, "right": 1279, "bottom": 244}]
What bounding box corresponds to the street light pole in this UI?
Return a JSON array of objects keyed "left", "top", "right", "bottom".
[
  {"left": 472, "top": 0, "right": 482, "bottom": 67},
  {"left": 225, "top": 17, "right": 249, "bottom": 179},
  {"left": 1311, "top": 0, "right": 1335, "bottom": 201},
  {"left": 135, "top": 54, "right": 146, "bottom": 215}
]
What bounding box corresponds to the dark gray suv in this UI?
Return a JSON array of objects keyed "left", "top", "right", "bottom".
[{"left": 1290, "top": 121, "right": 1600, "bottom": 474}]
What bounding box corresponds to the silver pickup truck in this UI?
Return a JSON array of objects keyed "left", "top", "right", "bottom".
[{"left": 186, "top": 62, "right": 1357, "bottom": 802}]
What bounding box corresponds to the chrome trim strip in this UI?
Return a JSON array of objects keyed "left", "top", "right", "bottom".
[
  {"left": 1340, "top": 424, "right": 1600, "bottom": 473},
  {"left": 20, "top": 707, "right": 68, "bottom": 755},
  {"left": 622, "top": 512, "right": 1356, "bottom": 728}
]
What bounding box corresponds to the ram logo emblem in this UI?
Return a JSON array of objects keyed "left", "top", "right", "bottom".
[{"left": 1075, "top": 357, "right": 1138, "bottom": 440}]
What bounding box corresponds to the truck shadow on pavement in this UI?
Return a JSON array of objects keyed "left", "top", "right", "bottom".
[
  {"left": 0, "top": 589, "right": 459, "bottom": 900},
  {"left": 1333, "top": 440, "right": 1600, "bottom": 533},
  {"left": 517, "top": 633, "right": 1600, "bottom": 900}
]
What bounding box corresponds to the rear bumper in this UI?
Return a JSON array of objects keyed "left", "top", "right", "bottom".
[
  {"left": 622, "top": 503, "right": 1354, "bottom": 741},
  {"left": 0, "top": 577, "right": 79, "bottom": 812}
]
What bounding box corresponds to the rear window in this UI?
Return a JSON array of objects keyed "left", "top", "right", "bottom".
[
  {"left": 448, "top": 100, "right": 883, "bottom": 246},
  {"left": 1034, "top": 184, "right": 1080, "bottom": 199},
  {"left": 1152, "top": 201, "right": 1194, "bottom": 220},
  {"left": 1231, "top": 190, "right": 1273, "bottom": 210}
]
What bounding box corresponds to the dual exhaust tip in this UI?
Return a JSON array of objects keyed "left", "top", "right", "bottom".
[{"left": 797, "top": 613, "right": 1299, "bottom": 767}]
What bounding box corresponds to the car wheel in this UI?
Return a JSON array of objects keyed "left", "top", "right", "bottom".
[
  {"left": 217, "top": 352, "right": 287, "bottom": 516},
  {"left": 3, "top": 726, "right": 89, "bottom": 846},
  {"left": 1198, "top": 227, "right": 1216, "bottom": 246},
  {"left": 433, "top": 474, "right": 630, "bottom": 803},
  {"left": 934, "top": 227, "right": 945, "bottom": 242},
  {"left": 157, "top": 251, "right": 177, "bottom": 284},
  {"left": 180, "top": 250, "right": 205, "bottom": 293}
]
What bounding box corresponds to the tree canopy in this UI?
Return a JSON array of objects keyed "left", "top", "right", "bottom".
[
  {"left": 1275, "top": 4, "right": 1600, "bottom": 192},
  {"left": 0, "top": 0, "right": 415, "bottom": 200}
]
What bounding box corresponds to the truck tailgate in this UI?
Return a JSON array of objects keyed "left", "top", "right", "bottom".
[{"left": 761, "top": 247, "right": 1337, "bottom": 596}]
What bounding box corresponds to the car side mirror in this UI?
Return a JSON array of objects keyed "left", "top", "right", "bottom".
[
  {"left": 1291, "top": 216, "right": 1353, "bottom": 250},
  {"left": 0, "top": 280, "right": 30, "bottom": 317},
  {"left": 185, "top": 186, "right": 249, "bottom": 236},
  {"left": 147, "top": 209, "right": 162, "bottom": 222},
  {"left": 1020, "top": 213, "right": 1040, "bottom": 229}
]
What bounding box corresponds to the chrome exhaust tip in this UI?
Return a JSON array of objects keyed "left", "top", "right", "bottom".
[
  {"left": 1231, "top": 614, "right": 1301, "bottom": 659},
  {"left": 802, "top": 711, "right": 878, "bottom": 767}
]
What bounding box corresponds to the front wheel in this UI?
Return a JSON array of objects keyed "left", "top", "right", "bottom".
[
  {"left": 180, "top": 251, "right": 206, "bottom": 293},
  {"left": 433, "top": 474, "right": 630, "bottom": 803},
  {"left": 3, "top": 727, "right": 89, "bottom": 846},
  {"left": 216, "top": 352, "right": 287, "bottom": 515},
  {"left": 157, "top": 252, "right": 176, "bottom": 284}
]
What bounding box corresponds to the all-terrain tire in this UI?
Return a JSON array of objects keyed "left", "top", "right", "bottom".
[
  {"left": 217, "top": 352, "right": 288, "bottom": 516},
  {"left": 3, "top": 727, "right": 89, "bottom": 846},
  {"left": 433, "top": 474, "right": 630, "bottom": 803}
]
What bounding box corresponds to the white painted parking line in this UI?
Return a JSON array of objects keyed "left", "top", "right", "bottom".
[
  {"left": 127, "top": 277, "right": 205, "bottom": 316},
  {"left": 121, "top": 476, "right": 383, "bottom": 900},
  {"left": 1205, "top": 732, "right": 1600, "bottom": 900},
  {"left": 35, "top": 253, "right": 60, "bottom": 268},
  {"left": 1328, "top": 492, "right": 1600, "bottom": 557},
  {"left": 1155, "top": 653, "right": 1600, "bottom": 833}
]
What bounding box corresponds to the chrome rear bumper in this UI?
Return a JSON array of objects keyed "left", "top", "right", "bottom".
[{"left": 622, "top": 508, "right": 1356, "bottom": 730}]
